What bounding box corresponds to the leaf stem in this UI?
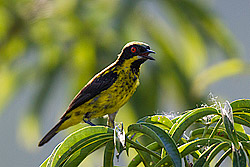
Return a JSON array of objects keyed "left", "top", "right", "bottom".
[
  {"left": 127, "top": 139, "right": 161, "bottom": 159},
  {"left": 209, "top": 118, "right": 222, "bottom": 139}
]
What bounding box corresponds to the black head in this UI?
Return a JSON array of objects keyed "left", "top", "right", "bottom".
[{"left": 118, "top": 41, "right": 155, "bottom": 62}]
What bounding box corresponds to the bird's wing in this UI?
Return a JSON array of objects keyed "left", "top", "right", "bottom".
[{"left": 63, "top": 69, "right": 118, "bottom": 117}]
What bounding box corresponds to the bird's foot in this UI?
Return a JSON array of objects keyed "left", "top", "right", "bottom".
[{"left": 83, "top": 119, "right": 96, "bottom": 126}]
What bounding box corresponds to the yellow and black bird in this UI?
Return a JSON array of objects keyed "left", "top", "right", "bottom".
[{"left": 38, "top": 41, "right": 155, "bottom": 147}]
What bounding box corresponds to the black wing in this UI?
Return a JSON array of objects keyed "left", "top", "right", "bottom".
[{"left": 63, "top": 69, "right": 118, "bottom": 116}]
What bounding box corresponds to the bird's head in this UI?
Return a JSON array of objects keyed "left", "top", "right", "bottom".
[{"left": 117, "top": 41, "right": 155, "bottom": 66}]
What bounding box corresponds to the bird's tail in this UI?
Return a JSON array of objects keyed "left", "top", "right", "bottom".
[{"left": 38, "top": 118, "right": 66, "bottom": 147}]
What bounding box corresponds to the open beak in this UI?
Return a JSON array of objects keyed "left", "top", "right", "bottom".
[{"left": 139, "top": 49, "right": 156, "bottom": 60}]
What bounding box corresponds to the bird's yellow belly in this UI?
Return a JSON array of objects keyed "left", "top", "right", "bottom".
[
  {"left": 81, "top": 75, "right": 139, "bottom": 119},
  {"left": 59, "top": 72, "right": 140, "bottom": 130}
]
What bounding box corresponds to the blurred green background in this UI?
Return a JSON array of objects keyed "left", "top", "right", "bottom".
[{"left": 0, "top": 0, "right": 249, "bottom": 166}]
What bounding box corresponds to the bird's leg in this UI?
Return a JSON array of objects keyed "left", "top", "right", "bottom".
[
  {"left": 107, "top": 111, "right": 118, "bottom": 128},
  {"left": 83, "top": 119, "right": 96, "bottom": 126},
  {"left": 83, "top": 112, "right": 96, "bottom": 126}
]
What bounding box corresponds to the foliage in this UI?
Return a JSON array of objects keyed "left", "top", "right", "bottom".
[
  {"left": 0, "top": 0, "right": 246, "bottom": 149},
  {"left": 40, "top": 99, "right": 250, "bottom": 167},
  {"left": 1, "top": 1, "right": 249, "bottom": 167}
]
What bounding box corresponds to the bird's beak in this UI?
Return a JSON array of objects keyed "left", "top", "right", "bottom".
[{"left": 139, "top": 49, "right": 156, "bottom": 60}]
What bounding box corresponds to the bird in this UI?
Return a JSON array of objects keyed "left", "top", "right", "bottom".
[{"left": 38, "top": 41, "right": 155, "bottom": 147}]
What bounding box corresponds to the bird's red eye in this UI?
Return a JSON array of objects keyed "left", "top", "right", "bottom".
[{"left": 131, "top": 47, "right": 136, "bottom": 53}]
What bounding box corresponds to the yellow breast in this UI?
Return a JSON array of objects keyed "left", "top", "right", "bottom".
[{"left": 82, "top": 65, "right": 140, "bottom": 119}]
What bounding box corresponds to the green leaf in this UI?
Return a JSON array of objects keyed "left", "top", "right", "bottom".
[
  {"left": 235, "top": 132, "right": 250, "bottom": 142},
  {"left": 214, "top": 148, "right": 232, "bottom": 167},
  {"left": 203, "top": 142, "right": 230, "bottom": 166},
  {"left": 202, "top": 125, "right": 209, "bottom": 138},
  {"left": 146, "top": 115, "right": 174, "bottom": 128},
  {"left": 234, "top": 112, "right": 250, "bottom": 125},
  {"left": 154, "top": 154, "right": 173, "bottom": 167},
  {"left": 169, "top": 107, "right": 218, "bottom": 142},
  {"left": 137, "top": 115, "right": 174, "bottom": 132},
  {"left": 241, "top": 141, "right": 250, "bottom": 159},
  {"left": 234, "top": 116, "right": 250, "bottom": 129},
  {"left": 223, "top": 114, "right": 240, "bottom": 149},
  {"left": 127, "top": 140, "right": 161, "bottom": 159},
  {"left": 50, "top": 126, "right": 113, "bottom": 167},
  {"left": 234, "top": 123, "right": 246, "bottom": 134},
  {"left": 137, "top": 115, "right": 151, "bottom": 123},
  {"left": 135, "top": 148, "right": 154, "bottom": 167},
  {"left": 193, "top": 144, "right": 218, "bottom": 167},
  {"left": 103, "top": 141, "right": 115, "bottom": 167},
  {"left": 40, "top": 158, "right": 49, "bottom": 167},
  {"left": 61, "top": 137, "right": 111, "bottom": 167},
  {"left": 128, "top": 123, "right": 181, "bottom": 167},
  {"left": 40, "top": 143, "right": 62, "bottom": 167},
  {"left": 241, "top": 141, "right": 250, "bottom": 150},
  {"left": 190, "top": 127, "right": 230, "bottom": 141},
  {"left": 190, "top": 127, "right": 249, "bottom": 143},
  {"left": 210, "top": 115, "right": 221, "bottom": 124},
  {"left": 128, "top": 142, "right": 161, "bottom": 167},
  {"left": 232, "top": 145, "right": 247, "bottom": 167},
  {"left": 231, "top": 99, "right": 250, "bottom": 111},
  {"left": 209, "top": 118, "right": 222, "bottom": 138},
  {"left": 171, "top": 116, "right": 182, "bottom": 124},
  {"left": 178, "top": 138, "right": 222, "bottom": 157},
  {"left": 221, "top": 101, "right": 240, "bottom": 149}
]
